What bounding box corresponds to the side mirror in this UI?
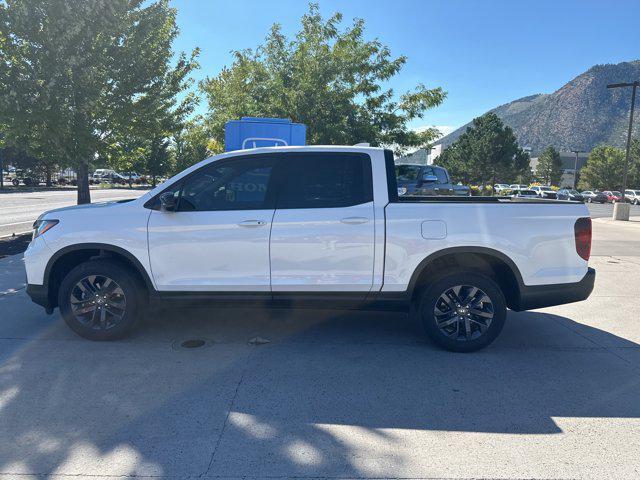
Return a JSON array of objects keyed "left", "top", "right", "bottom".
[
  {"left": 159, "top": 192, "right": 177, "bottom": 211},
  {"left": 421, "top": 174, "right": 438, "bottom": 183}
]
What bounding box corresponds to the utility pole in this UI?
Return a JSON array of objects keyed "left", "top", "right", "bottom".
[
  {"left": 570, "top": 149, "right": 585, "bottom": 190},
  {"left": 607, "top": 81, "right": 638, "bottom": 203}
]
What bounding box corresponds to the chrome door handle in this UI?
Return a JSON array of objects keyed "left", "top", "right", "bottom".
[
  {"left": 340, "top": 216, "right": 369, "bottom": 225},
  {"left": 238, "top": 220, "right": 267, "bottom": 227}
]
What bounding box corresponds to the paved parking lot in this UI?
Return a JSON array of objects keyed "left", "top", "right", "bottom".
[
  {"left": 0, "top": 188, "right": 149, "bottom": 238},
  {"left": 0, "top": 217, "right": 639, "bottom": 478}
]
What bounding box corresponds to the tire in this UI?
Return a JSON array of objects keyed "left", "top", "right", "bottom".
[
  {"left": 58, "top": 259, "right": 143, "bottom": 340},
  {"left": 12, "top": 178, "right": 19, "bottom": 186},
  {"left": 417, "top": 271, "right": 506, "bottom": 352},
  {"left": 587, "top": 197, "right": 592, "bottom": 203}
]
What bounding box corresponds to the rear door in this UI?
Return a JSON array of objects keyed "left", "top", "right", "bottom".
[{"left": 269, "top": 152, "right": 375, "bottom": 295}]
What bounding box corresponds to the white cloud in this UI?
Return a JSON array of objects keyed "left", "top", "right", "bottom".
[{"left": 413, "top": 125, "right": 458, "bottom": 139}]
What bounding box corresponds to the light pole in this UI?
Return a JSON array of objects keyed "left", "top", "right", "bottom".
[
  {"left": 570, "top": 149, "right": 585, "bottom": 190},
  {"left": 607, "top": 81, "right": 638, "bottom": 203}
]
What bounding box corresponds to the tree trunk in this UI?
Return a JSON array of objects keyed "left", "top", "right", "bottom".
[
  {"left": 45, "top": 168, "right": 52, "bottom": 187},
  {"left": 152, "top": 174, "right": 156, "bottom": 188},
  {"left": 77, "top": 161, "right": 91, "bottom": 205}
]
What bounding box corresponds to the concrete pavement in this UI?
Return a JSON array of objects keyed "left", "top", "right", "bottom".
[
  {"left": 0, "top": 222, "right": 639, "bottom": 478},
  {"left": 0, "top": 188, "right": 149, "bottom": 238}
]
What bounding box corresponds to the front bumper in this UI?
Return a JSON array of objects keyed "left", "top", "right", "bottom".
[{"left": 512, "top": 267, "right": 595, "bottom": 311}]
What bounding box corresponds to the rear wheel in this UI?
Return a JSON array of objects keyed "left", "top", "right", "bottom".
[
  {"left": 58, "top": 259, "right": 143, "bottom": 340},
  {"left": 417, "top": 271, "right": 506, "bottom": 352}
]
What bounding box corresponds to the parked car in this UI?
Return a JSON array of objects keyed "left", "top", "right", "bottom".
[
  {"left": 395, "top": 164, "right": 454, "bottom": 196},
  {"left": 452, "top": 184, "right": 471, "bottom": 196},
  {"left": 581, "top": 191, "right": 608, "bottom": 203},
  {"left": 509, "top": 189, "right": 539, "bottom": 199},
  {"left": 493, "top": 184, "right": 510, "bottom": 193},
  {"left": 556, "top": 189, "right": 584, "bottom": 202},
  {"left": 529, "top": 185, "right": 557, "bottom": 199},
  {"left": 624, "top": 189, "right": 640, "bottom": 205},
  {"left": 25, "top": 146, "right": 595, "bottom": 352},
  {"left": 509, "top": 184, "right": 528, "bottom": 190},
  {"left": 93, "top": 169, "right": 127, "bottom": 184},
  {"left": 602, "top": 190, "right": 622, "bottom": 203}
]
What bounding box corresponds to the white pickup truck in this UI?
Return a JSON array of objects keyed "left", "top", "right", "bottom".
[{"left": 24, "top": 146, "right": 595, "bottom": 351}]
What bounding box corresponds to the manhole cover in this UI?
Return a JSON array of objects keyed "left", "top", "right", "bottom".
[{"left": 180, "top": 339, "right": 206, "bottom": 349}]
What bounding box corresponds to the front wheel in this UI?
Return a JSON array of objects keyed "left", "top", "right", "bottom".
[
  {"left": 417, "top": 271, "right": 506, "bottom": 352},
  {"left": 58, "top": 259, "right": 143, "bottom": 340}
]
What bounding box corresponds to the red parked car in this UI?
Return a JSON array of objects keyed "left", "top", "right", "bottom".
[{"left": 602, "top": 190, "right": 622, "bottom": 203}]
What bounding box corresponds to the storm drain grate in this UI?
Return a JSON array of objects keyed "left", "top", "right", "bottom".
[{"left": 180, "top": 339, "right": 206, "bottom": 349}]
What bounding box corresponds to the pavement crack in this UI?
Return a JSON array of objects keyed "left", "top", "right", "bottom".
[
  {"left": 552, "top": 316, "right": 638, "bottom": 371},
  {"left": 201, "top": 348, "right": 254, "bottom": 477}
]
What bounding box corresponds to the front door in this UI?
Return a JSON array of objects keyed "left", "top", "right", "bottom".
[{"left": 147, "top": 155, "right": 277, "bottom": 291}]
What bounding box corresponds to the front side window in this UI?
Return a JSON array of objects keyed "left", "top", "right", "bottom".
[
  {"left": 396, "top": 165, "right": 422, "bottom": 181},
  {"left": 432, "top": 167, "right": 450, "bottom": 184},
  {"left": 178, "top": 157, "right": 275, "bottom": 211},
  {"left": 277, "top": 153, "right": 373, "bottom": 209}
]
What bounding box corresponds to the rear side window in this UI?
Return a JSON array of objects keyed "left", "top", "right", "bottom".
[{"left": 277, "top": 153, "right": 373, "bottom": 209}]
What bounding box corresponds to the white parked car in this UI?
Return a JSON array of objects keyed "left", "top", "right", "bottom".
[
  {"left": 624, "top": 189, "right": 640, "bottom": 205},
  {"left": 529, "top": 185, "right": 557, "bottom": 199},
  {"left": 493, "top": 184, "right": 510, "bottom": 193},
  {"left": 24, "top": 146, "right": 595, "bottom": 352},
  {"left": 509, "top": 189, "right": 539, "bottom": 199}
]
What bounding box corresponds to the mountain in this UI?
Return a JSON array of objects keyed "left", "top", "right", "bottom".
[{"left": 436, "top": 60, "right": 640, "bottom": 155}]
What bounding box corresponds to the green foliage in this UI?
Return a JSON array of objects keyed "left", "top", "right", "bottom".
[
  {"left": 437, "top": 113, "right": 531, "bottom": 187},
  {"left": 172, "top": 121, "right": 212, "bottom": 174},
  {"left": 0, "top": 0, "right": 198, "bottom": 202},
  {"left": 578, "top": 144, "right": 640, "bottom": 190},
  {"left": 146, "top": 136, "right": 172, "bottom": 186},
  {"left": 200, "top": 3, "right": 445, "bottom": 154},
  {"left": 535, "top": 146, "right": 563, "bottom": 186}
]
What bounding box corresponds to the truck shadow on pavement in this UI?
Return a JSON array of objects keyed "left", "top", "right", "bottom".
[{"left": 0, "top": 305, "right": 639, "bottom": 477}]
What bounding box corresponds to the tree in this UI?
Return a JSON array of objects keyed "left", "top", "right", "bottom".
[
  {"left": 0, "top": 0, "right": 198, "bottom": 203},
  {"left": 437, "top": 113, "right": 530, "bottom": 187},
  {"left": 200, "top": 4, "right": 445, "bottom": 154},
  {"left": 145, "top": 136, "right": 172, "bottom": 187},
  {"left": 578, "top": 145, "right": 626, "bottom": 190},
  {"left": 535, "top": 146, "right": 563, "bottom": 186},
  {"left": 173, "top": 121, "right": 212, "bottom": 174}
]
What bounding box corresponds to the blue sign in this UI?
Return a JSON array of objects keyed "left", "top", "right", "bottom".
[{"left": 224, "top": 117, "right": 306, "bottom": 152}]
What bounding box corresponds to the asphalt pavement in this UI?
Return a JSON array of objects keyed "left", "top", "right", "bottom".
[
  {"left": 0, "top": 216, "right": 639, "bottom": 478},
  {"left": 0, "top": 188, "right": 149, "bottom": 238},
  {"left": 586, "top": 201, "right": 640, "bottom": 218}
]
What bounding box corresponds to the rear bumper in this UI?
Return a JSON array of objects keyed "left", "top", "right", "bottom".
[{"left": 513, "top": 267, "right": 595, "bottom": 311}]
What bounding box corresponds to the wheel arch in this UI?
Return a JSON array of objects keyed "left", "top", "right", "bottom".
[
  {"left": 407, "top": 246, "right": 524, "bottom": 310},
  {"left": 43, "top": 243, "right": 155, "bottom": 308}
]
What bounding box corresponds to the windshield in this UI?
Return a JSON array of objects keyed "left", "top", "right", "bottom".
[
  {"left": 540, "top": 186, "right": 553, "bottom": 191},
  {"left": 612, "top": 191, "right": 621, "bottom": 195},
  {"left": 395, "top": 165, "right": 421, "bottom": 181}
]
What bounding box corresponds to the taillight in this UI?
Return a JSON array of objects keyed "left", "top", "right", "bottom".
[{"left": 574, "top": 217, "right": 592, "bottom": 261}]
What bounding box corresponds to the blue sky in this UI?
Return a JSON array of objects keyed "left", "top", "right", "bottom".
[{"left": 171, "top": 0, "right": 640, "bottom": 135}]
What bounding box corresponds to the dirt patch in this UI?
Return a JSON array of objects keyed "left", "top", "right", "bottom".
[{"left": 0, "top": 233, "right": 32, "bottom": 258}]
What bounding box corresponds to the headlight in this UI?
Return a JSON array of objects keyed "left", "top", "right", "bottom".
[
  {"left": 32, "top": 219, "right": 59, "bottom": 239},
  {"left": 398, "top": 187, "right": 407, "bottom": 196}
]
